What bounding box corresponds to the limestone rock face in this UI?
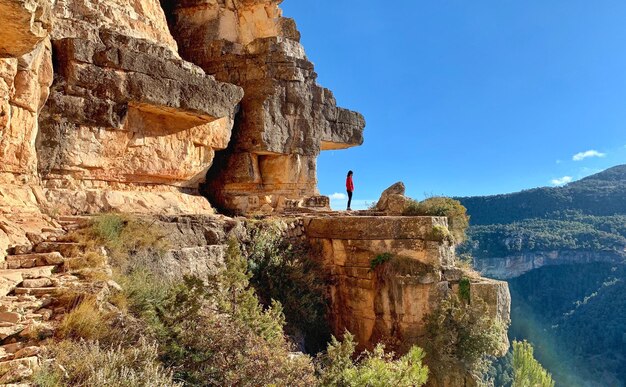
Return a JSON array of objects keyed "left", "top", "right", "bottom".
[
  {"left": 474, "top": 249, "right": 626, "bottom": 280},
  {"left": 305, "top": 215, "right": 511, "bottom": 383},
  {"left": 38, "top": 31, "right": 242, "bottom": 187},
  {"left": 0, "top": 0, "right": 52, "bottom": 58},
  {"left": 168, "top": 0, "right": 366, "bottom": 214},
  {"left": 51, "top": 0, "right": 178, "bottom": 51},
  {"left": 33, "top": 0, "right": 244, "bottom": 214},
  {"left": 0, "top": 39, "right": 53, "bottom": 184}
]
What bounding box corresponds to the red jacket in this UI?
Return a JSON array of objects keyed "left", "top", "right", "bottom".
[{"left": 346, "top": 176, "right": 354, "bottom": 192}]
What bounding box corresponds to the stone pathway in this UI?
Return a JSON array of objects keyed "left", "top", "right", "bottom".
[{"left": 0, "top": 216, "right": 89, "bottom": 384}]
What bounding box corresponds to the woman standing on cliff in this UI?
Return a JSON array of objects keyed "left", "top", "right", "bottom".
[{"left": 346, "top": 170, "right": 354, "bottom": 211}]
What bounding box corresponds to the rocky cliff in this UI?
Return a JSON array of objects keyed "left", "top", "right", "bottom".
[
  {"left": 167, "top": 0, "right": 365, "bottom": 214},
  {"left": 0, "top": 1, "right": 509, "bottom": 385},
  {"left": 474, "top": 249, "right": 626, "bottom": 280},
  {"left": 305, "top": 214, "right": 510, "bottom": 385}
]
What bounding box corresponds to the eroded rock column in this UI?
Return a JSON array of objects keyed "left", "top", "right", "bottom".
[
  {"left": 168, "top": 0, "right": 366, "bottom": 214},
  {"left": 0, "top": 0, "right": 55, "bottom": 263}
]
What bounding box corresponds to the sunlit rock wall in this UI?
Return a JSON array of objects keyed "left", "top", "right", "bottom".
[
  {"left": 34, "top": 0, "right": 244, "bottom": 214},
  {"left": 305, "top": 215, "right": 511, "bottom": 385},
  {"left": 167, "top": 0, "right": 365, "bottom": 214}
]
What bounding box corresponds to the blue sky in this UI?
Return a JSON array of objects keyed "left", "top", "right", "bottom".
[{"left": 282, "top": 1, "right": 626, "bottom": 210}]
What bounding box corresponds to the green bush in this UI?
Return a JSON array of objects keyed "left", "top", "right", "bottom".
[
  {"left": 370, "top": 253, "right": 393, "bottom": 270},
  {"left": 111, "top": 237, "right": 316, "bottom": 385},
  {"left": 430, "top": 225, "right": 451, "bottom": 242},
  {"left": 316, "top": 332, "right": 429, "bottom": 387},
  {"left": 425, "top": 292, "right": 507, "bottom": 379},
  {"left": 245, "top": 222, "right": 331, "bottom": 353},
  {"left": 512, "top": 340, "right": 555, "bottom": 387},
  {"left": 459, "top": 277, "right": 471, "bottom": 303},
  {"left": 403, "top": 197, "right": 470, "bottom": 243}
]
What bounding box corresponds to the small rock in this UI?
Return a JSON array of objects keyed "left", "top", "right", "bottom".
[
  {"left": 11, "top": 245, "right": 32, "bottom": 255},
  {"left": 375, "top": 182, "right": 411, "bottom": 215},
  {"left": 14, "top": 346, "right": 40, "bottom": 359},
  {"left": 0, "top": 325, "right": 24, "bottom": 340},
  {"left": 25, "top": 233, "right": 45, "bottom": 246},
  {"left": 0, "top": 350, "right": 14, "bottom": 362},
  {"left": 37, "top": 308, "right": 52, "bottom": 321},
  {"left": 21, "top": 278, "right": 53, "bottom": 288},
  {"left": 2, "top": 342, "right": 25, "bottom": 354},
  {"left": 0, "top": 312, "right": 20, "bottom": 324},
  {"left": 106, "top": 280, "right": 123, "bottom": 292},
  {"left": 0, "top": 356, "right": 38, "bottom": 384},
  {"left": 442, "top": 267, "right": 464, "bottom": 282}
]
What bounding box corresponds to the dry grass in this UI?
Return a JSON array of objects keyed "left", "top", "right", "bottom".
[
  {"left": 33, "top": 339, "right": 180, "bottom": 387},
  {"left": 64, "top": 251, "right": 106, "bottom": 271},
  {"left": 57, "top": 298, "right": 108, "bottom": 341},
  {"left": 65, "top": 213, "right": 169, "bottom": 273}
]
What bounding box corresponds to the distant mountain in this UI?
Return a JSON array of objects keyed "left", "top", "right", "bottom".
[{"left": 457, "top": 165, "right": 626, "bottom": 225}]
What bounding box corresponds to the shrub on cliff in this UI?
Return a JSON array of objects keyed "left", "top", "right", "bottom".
[
  {"left": 425, "top": 292, "right": 507, "bottom": 379},
  {"left": 61, "top": 215, "right": 318, "bottom": 386},
  {"left": 403, "top": 197, "right": 470, "bottom": 243},
  {"left": 316, "top": 332, "right": 429, "bottom": 386},
  {"left": 244, "top": 221, "right": 331, "bottom": 353},
  {"left": 512, "top": 340, "right": 555, "bottom": 387},
  {"left": 74, "top": 213, "right": 168, "bottom": 269},
  {"left": 112, "top": 237, "right": 316, "bottom": 385}
]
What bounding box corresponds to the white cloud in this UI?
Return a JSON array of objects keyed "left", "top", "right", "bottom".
[
  {"left": 551, "top": 176, "right": 573, "bottom": 186},
  {"left": 572, "top": 150, "right": 606, "bottom": 161},
  {"left": 329, "top": 192, "right": 347, "bottom": 200},
  {"left": 556, "top": 159, "right": 562, "bottom": 164}
]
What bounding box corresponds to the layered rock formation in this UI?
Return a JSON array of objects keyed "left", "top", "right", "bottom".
[
  {"left": 167, "top": 0, "right": 365, "bottom": 214},
  {"left": 2, "top": 0, "right": 364, "bottom": 217},
  {"left": 0, "top": 0, "right": 51, "bottom": 58},
  {"left": 36, "top": 0, "right": 244, "bottom": 215},
  {"left": 304, "top": 214, "right": 510, "bottom": 386},
  {"left": 305, "top": 216, "right": 510, "bottom": 349},
  {"left": 474, "top": 249, "right": 626, "bottom": 280},
  {"left": 0, "top": 2, "right": 512, "bottom": 385},
  {"left": 0, "top": 0, "right": 56, "bottom": 264}
]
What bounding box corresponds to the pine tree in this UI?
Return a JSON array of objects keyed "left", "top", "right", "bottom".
[{"left": 512, "top": 340, "right": 555, "bottom": 387}]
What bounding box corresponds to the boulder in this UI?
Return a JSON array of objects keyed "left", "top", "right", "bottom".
[{"left": 375, "top": 182, "right": 411, "bottom": 215}]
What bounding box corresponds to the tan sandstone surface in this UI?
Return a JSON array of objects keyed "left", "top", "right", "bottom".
[
  {"left": 305, "top": 214, "right": 510, "bottom": 386},
  {"left": 168, "top": 0, "right": 366, "bottom": 214}
]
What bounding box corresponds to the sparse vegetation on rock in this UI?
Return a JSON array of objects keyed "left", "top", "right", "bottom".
[
  {"left": 403, "top": 197, "right": 470, "bottom": 243},
  {"left": 425, "top": 292, "right": 507, "bottom": 381}
]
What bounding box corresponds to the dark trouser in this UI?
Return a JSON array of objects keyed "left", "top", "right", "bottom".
[{"left": 347, "top": 190, "right": 353, "bottom": 209}]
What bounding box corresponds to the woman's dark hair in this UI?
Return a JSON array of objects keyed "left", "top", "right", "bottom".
[{"left": 347, "top": 170, "right": 353, "bottom": 177}]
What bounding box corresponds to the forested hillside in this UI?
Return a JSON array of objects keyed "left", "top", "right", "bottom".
[
  {"left": 457, "top": 166, "right": 626, "bottom": 261},
  {"left": 458, "top": 165, "right": 626, "bottom": 225},
  {"left": 459, "top": 213, "right": 626, "bottom": 259},
  {"left": 508, "top": 263, "right": 626, "bottom": 386}
]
